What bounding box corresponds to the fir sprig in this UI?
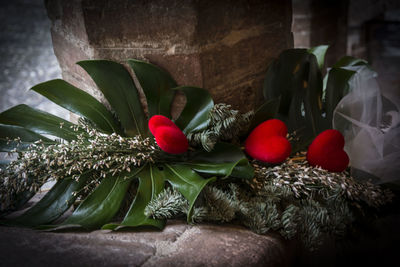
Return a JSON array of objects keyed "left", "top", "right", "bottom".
[
  {"left": 187, "top": 103, "right": 254, "bottom": 151},
  {"left": 144, "top": 187, "right": 187, "bottom": 219}
]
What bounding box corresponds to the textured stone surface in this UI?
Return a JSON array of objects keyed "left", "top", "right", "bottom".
[
  {"left": 45, "top": 0, "right": 293, "bottom": 116},
  {"left": 0, "top": 222, "right": 291, "bottom": 267}
]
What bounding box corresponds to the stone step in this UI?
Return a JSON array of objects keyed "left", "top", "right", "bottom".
[{"left": 0, "top": 221, "right": 292, "bottom": 267}]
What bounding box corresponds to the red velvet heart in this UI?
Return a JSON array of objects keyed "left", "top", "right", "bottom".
[
  {"left": 246, "top": 135, "right": 291, "bottom": 164},
  {"left": 307, "top": 129, "right": 349, "bottom": 172},
  {"left": 245, "top": 119, "right": 291, "bottom": 163},
  {"left": 148, "top": 115, "right": 188, "bottom": 154},
  {"left": 154, "top": 126, "right": 188, "bottom": 154},
  {"left": 148, "top": 115, "right": 179, "bottom": 136}
]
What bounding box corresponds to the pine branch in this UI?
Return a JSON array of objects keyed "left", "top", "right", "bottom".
[
  {"left": 187, "top": 103, "right": 254, "bottom": 151},
  {"left": 280, "top": 204, "right": 300, "bottom": 239},
  {"left": 144, "top": 187, "right": 187, "bottom": 219},
  {"left": 201, "top": 186, "right": 238, "bottom": 223}
]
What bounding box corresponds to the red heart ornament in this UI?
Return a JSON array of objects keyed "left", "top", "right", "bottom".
[
  {"left": 148, "top": 115, "right": 188, "bottom": 154},
  {"left": 307, "top": 129, "right": 349, "bottom": 172},
  {"left": 154, "top": 126, "right": 188, "bottom": 154},
  {"left": 247, "top": 135, "right": 291, "bottom": 164},
  {"left": 245, "top": 119, "right": 291, "bottom": 163},
  {"left": 148, "top": 115, "right": 179, "bottom": 136}
]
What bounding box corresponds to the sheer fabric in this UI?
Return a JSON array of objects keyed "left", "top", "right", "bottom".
[{"left": 333, "top": 66, "right": 400, "bottom": 183}]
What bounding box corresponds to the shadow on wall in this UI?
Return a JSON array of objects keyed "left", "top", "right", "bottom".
[{"left": 0, "top": 0, "right": 66, "bottom": 119}]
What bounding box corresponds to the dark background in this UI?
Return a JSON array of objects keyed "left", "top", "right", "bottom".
[{"left": 0, "top": 0, "right": 65, "bottom": 118}]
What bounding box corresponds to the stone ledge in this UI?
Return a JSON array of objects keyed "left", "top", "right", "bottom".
[{"left": 0, "top": 221, "right": 291, "bottom": 267}]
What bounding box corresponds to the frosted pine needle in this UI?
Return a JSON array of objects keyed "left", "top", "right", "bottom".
[{"left": 0, "top": 120, "right": 159, "bottom": 212}]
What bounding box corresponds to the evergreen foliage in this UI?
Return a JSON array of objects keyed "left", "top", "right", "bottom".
[
  {"left": 144, "top": 187, "right": 187, "bottom": 219},
  {"left": 187, "top": 103, "right": 254, "bottom": 151},
  {"left": 145, "top": 158, "right": 392, "bottom": 250}
]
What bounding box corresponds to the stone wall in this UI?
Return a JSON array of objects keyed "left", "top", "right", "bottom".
[
  {"left": 45, "top": 0, "right": 293, "bottom": 115},
  {"left": 292, "top": 0, "right": 348, "bottom": 70}
]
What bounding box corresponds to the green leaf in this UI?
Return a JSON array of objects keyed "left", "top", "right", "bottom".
[
  {"left": 55, "top": 171, "right": 138, "bottom": 230},
  {"left": 323, "top": 55, "right": 368, "bottom": 93},
  {"left": 164, "top": 164, "right": 216, "bottom": 222},
  {"left": 248, "top": 97, "right": 281, "bottom": 133},
  {"left": 230, "top": 161, "right": 255, "bottom": 179},
  {"left": 263, "top": 49, "right": 327, "bottom": 151},
  {"left": 308, "top": 45, "right": 329, "bottom": 70},
  {"left": 5, "top": 173, "right": 91, "bottom": 227},
  {"left": 184, "top": 142, "right": 254, "bottom": 179},
  {"left": 31, "top": 79, "right": 122, "bottom": 135},
  {"left": 0, "top": 124, "right": 54, "bottom": 152},
  {"left": 263, "top": 49, "right": 309, "bottom": 115},
  {"left": 104, "top": 164, "right": 165, "bottom": 230},
  {"left": 174, "top": 86, "right": 214, "bottom": 134},
  {"left": 302, "top": 54, "right": 324, "bottom": 136},
  {"left": 324, "top": 67, "right": 356, "bottom": 125},
  {"left": 78, "top": 60, "right": 147, "bottom": 137},
  {"left": 0, "top": 104, "right": 78, "bottom": 141},
  {"left": 333, "top": 56, "right": 367, "bottom": 68},
  {"left": 128, "top": 60, "right": 176, "bottom": 118}
]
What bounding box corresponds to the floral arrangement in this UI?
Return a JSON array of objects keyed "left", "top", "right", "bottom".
[{"left": 0, "top": 46, "right": 393, "bottom": 250}]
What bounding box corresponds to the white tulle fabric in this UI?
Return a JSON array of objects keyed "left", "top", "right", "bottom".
[{"left": 333, "top": 66, "right": 400, "bottom": 184}]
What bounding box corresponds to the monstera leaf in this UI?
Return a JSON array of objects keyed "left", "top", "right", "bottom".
[
  {"left": 262, "top": 46, "right": 364, "bottom": 152},
  {"left": 0, "top": 59, "right": 253, "bottom": 230}
]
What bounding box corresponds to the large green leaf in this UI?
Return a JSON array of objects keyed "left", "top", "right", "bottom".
[
  {"left": 104, "top": 164, "right": 165, "bottom": 230},
  {"left": 5, "top": 172, "right": 91, "bottom": 227},
  {"left": 0, "top": 124, "right": 54, "bottom": 152},
  {"left": 164, "top": 164, "right": 216, "bottom": 221},
  {"left": 323, "top": 56, "right": 367, "bottom": 90},
  {"left": 128, "top": 60, "right": 176, "bottom": 118},
  {"left": 263, "top": 49, "right": 326, "bottom": 150},
  {"left": 31, "top": 79, "right": 122, "bottom": 135},
  {"left": 302, "top": 54, "right": 325, "bottom": 135},
  {"left": 55, "top": 171, "right": 138, "bottom": 230},
  {"left": 308, "top": 45, "right": 329, "bottom": 70},
  {"left": 263, "top": 48, "right": 371, "bottom": 153},
  {"left": 332, "top": 56, "right": 368, "bottom": 68},
  {"left": 78, "top": 60, "right": 147, "bottom": 137},
  {"left": 0, "top": 104, "right": 78, "bottom": 141},
  {"left": 184, "top": 142, "right": 254, "bottom": 179},
  {"left": 174, "top": 86, "right": 214, "bottom": 134},
  {"left": 324, "top": 67, "right": 356, "bottom": 125},
  {"left": 263, "top": 49, "right": 309, "bottom": 116}
]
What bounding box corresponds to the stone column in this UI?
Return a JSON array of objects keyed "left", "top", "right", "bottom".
[
  {"left": 45, "top": 0, "right": 293, "bottom": 114},
  {"left": 292, "top": 0, "right": 348, "bottom": 69}
]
